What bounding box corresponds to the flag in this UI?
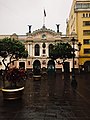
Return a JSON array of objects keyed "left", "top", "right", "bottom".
[{"left": 44, "top": 9, "right": 46, "bottom": 17}]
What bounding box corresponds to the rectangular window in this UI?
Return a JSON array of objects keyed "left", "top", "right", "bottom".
[
  {"left": 83, "top": 30, "right": 90, "bottom": 35},
  {"left": 76, "top": 3, "right": 90, "bottom": 9},
  {"left": 28, "top": 61, "right": 30, "bottom": 65},
  {"left": 83, "top": 13, "right": 85, "bottom": 17},
  {"left": 83, "top": 39, "right": 90, "bottom": 44},
  {"left": 74, "top": 61, "right": 77, "bottom": 65},
  {"left": 12, "top": 61, "right": 14, "bottom": 65},
  {"left": 0, "top": 62, "right": 2, "bottom": 65},
  {"left": 43, "top": 49, "right": 45, "bottom": 54},
  {"left": 82, "top": 3, "right": 89, "bottom": 9},
  {"left": 84, "top": 49, "right": 90, "bottom": 54},
  {"left": 83, "top": 21, "right": 90, "bottom": 26},
  {"left": 75, "top": 3, "right": 82, "bottom": 9},
  {"left": 86, "top": 13, "right": 88, "bottom": 17}
]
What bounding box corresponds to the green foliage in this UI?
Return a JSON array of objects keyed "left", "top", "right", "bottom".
[
  {"left": 49, "top": 42, "right": 73, "bottom": 62},
  {"left": 0, "top": 38, "right": 28, "bottom": 70}
]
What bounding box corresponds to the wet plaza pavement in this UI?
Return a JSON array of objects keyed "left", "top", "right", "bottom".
[{"left": 0, "top": 72, "right": 90, "bottom": 120}]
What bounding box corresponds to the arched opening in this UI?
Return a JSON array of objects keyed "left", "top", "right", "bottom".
[
  {"left": 84, "top": 61, "right": 90, "bottom": 72},
  {"left": 34, "top": 44, "right": 40, "bottom": 56},
  {"left": 19, "top": 62, "right": 25, "bottom": 69},
  {"left": 33, "top": 60, "right": 41, "bottom": 75},
  {"left": 47, "top": 60, "right": 55, "bottom": 73}
]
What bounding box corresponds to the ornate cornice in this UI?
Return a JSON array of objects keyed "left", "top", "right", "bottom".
[{"left": 27, "top": 26, "right": 62, "bottom": 36}]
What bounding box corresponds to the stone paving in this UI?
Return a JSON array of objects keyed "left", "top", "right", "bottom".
[{"left": 0, "top": 72, "right": 90, "bottom": 120}]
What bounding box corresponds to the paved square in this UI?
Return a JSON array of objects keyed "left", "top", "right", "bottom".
[{"left": 0, "top": 73, "right": 90, "bottom": 120}]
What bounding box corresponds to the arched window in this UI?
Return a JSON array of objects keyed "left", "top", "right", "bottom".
[
  {"left": 48, "top": 44, "right": 54, "bottom": 56},
  {"left": 42, "top": 42, "right": 46, "bottom": 48},
  {"left": 35, "top": 44, "right": 40, "bottom": 56}
]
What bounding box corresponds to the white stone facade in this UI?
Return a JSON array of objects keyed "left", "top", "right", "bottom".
[{"left": 0, "top": 26, "right": 80, "bottom": 72}]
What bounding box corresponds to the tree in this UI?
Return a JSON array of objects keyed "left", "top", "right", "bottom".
[
  {"left": 0, "top": 38, "right": 28, "bottom": 87},
  {"left": 49, "top": 42, "right": 73, "bottom": 71},
  {"left": 0, "top": 38, "right": 28, "bottom": 70}
]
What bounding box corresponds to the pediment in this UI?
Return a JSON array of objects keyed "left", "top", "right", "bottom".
[
  {"left": 26, "top": 26, "right": 62, "bottom": 41},
  {"left": 32, "top": 26, "right": 57, "bottom": 36},
  {"left": 27, "top": 26, "right": 58, "bottom": 37}
]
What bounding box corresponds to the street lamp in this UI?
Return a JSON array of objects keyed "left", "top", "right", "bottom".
[{"left": 71, "top": 37, "right": 82, "bottom": 88}]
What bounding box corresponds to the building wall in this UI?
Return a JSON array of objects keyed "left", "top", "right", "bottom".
[
  {"left": 67, "top": 0, "right": 90, "bottom": 72},
  {"left": 0, "top": 26, "right": 80, "bottom": 72}
]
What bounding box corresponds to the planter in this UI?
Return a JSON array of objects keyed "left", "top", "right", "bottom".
[
  {"left": 33, "top": 75, "right": 41, "bottom": 80},
  {"left": 2, "top": 87, "right": 24, "bottom": 100}
]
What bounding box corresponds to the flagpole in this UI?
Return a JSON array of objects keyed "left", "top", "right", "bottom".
[
  {"left": 43, "top": 15, "right": 45, "bottom": 27},
  {"left": 43, "top": 9, "right": 46, "bottom": 27}
]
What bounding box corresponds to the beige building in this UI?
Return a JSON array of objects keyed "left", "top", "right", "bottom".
[
  {"left": 67, "top": 0, "right": 90, "bottom": 72},
  {"left": 0, "top": 25, "right": 80, "bottom": 72}
]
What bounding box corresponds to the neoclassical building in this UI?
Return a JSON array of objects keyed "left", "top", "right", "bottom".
[{"left": 0, "top": 25, "right": 79, "bottom": 72}]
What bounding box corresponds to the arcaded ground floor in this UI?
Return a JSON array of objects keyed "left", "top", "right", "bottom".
[{"left": 0, "top": 72, "right": 90, "bottom": 120}]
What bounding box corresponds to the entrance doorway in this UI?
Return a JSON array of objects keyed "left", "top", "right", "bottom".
[
  {"left": 84, "top": 61, "right": 90, "bottom": 72},
  {"left": 33, "top": 60, "right": 41, "bottom": 75},
  {"left": 19, "top": 62, "right": 25, "bottom": 69},
  {"left": 47, "top": 60, "right": 55, "bottom": 73}
]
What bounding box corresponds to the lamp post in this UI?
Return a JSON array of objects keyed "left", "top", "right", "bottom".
[{"left": 71, "top": 37, "right": 82, "bottom": 88}]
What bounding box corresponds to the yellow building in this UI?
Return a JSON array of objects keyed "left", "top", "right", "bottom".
[{"left": 67, "top": 0, "right": 90, "bottom": 72}]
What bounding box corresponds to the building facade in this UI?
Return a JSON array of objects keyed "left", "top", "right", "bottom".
[
  {"left": 67, "top": 0, "right": 90, "bottom": 72},
  {"left": 0, "top": 25, "right": 80, "bottom": 72}
]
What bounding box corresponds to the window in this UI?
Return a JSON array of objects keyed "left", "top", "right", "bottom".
[
  {"left": 82, "top": 13, "right": 90, "bottom": 18},
  {"left": 83, "top": 21, "right": 90, "bottom": 26},
  {"left": 28, "top": 61, "right": 30, "bottom": 65},
  {"left": 42, "top": 34, "right": 46, "bottom": 39},
  {"left": 83, "top": 13, "right": 85, "bottom": 17},
  {"left": 86, "top": 13, "right": 88, "bottom": 17},
  {"left": 83, "top": 30, "right": 90, "bottom": 35},
  {"left": 42, "top": 43, "right": 46, "bottom": 48},
  {"left": 76, "top": 3, "right": 90, "bottom": 9},
  {"left": 75, "top": 3, "right": 82, "bottom": 9},
  {"left": 34, "top": 44, "right": 40, "bottom": 56},
  {"left": 84, "top": 49, "right": 90, "bottom": 54},
  {"left": 83, "top": 39, "right": 90, "bottom": 44},
  {"left": 43, "top": 49, "right": 45, "bottom": 54},
  {"left": 12, "top": 61, "right": 14, "bottom": 65},
  {"left": 0, "top": 62, "right": 2, "bottom": 65},
  {"left": 74, "top": 61, "right": 77, "bottom": 65},
  {"left": 82, "top": 3, "right": 88, "bottom": 9}
]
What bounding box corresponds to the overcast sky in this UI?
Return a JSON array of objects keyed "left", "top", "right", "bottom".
[{"left": 0, "top": 0, "right": 72, "bottom": 35}]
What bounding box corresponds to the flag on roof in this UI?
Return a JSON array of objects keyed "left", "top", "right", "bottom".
[{"left": 44, "top": 9, "right": 46, "bottom": 17}]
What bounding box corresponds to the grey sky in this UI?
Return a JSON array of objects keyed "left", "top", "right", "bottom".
[{"left": 0, "top": 0, "right": 72, "bottom": 35}]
